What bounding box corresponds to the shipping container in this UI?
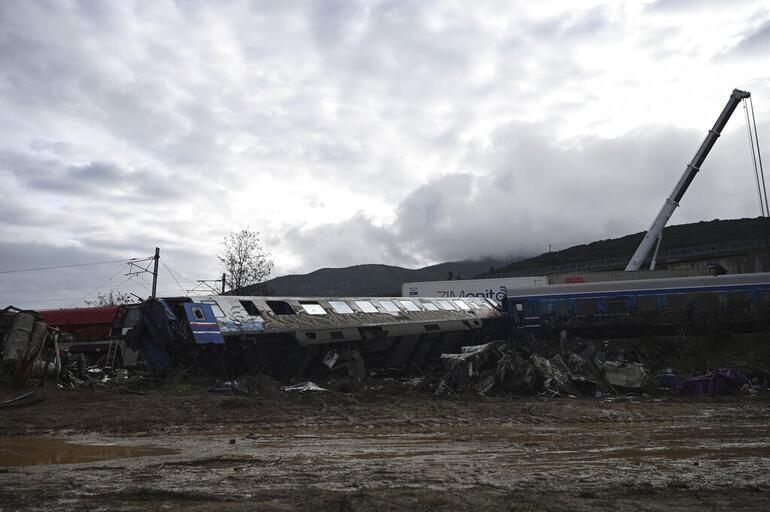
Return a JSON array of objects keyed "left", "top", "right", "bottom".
[
  {"left": 402, "top": 276, "right": 548, "bottom": 300},
  {"left": 548, "top": 268, "right": 708, "bottom": 285}
]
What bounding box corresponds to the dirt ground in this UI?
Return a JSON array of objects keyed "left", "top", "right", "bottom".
[{"left": 1, "top": 383, "right": 769, "bottom": 512}]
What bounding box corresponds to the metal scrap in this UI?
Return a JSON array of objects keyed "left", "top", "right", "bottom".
[
  {"left": 283, "top": 381, "right": 329, "bottom": 393},
  {"left": 0, "top": 307, "right": 60, "bottom": 388},
  {"left": 435, "top": 340, "right": 658, "bottom": 397}
]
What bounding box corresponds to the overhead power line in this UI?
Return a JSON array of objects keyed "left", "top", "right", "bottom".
[{"left": 0, "top": 256, "right": 153, "bottom": 275}]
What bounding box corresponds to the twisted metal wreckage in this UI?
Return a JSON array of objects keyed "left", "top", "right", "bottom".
[
  {"left": 0, "top": 294, "right": 764, "bottom": 397},
  {"left": 1, "top": 295, "right": 509, "bottom": 386},
  {"left": 128, "top": 295, "right": 509, "bottom": 379},
  {"left": 0, "top": 307, "right": 61, "bottom": 388}
]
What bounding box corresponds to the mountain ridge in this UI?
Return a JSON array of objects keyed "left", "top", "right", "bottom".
[{"left": 238, "top": 217, "right": 769, "bottom": 297}]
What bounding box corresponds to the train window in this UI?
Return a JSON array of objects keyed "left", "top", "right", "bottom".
[
  {"left": 453, "top": 300, "right": 471, "bottom": 310},
  {"left": 379, "top": 300, "right": 400, "bottom": 313},
  {"left": 523, "top": 301, "right": 539, "bottom": 316},
  {"left": 695, "top": 292, "right": 719, "bottom": 312},
  {"left": 558, "top": 299, "right": 569, "bottom": 315},
  {"left": 576, "top": 298, "right": 597, "bottom": 315},
  {"left": 300, "top": 301, "right": 327, "bottom": 315},
  {"left": 727, "top": 292, "right": 750, "bottom": 308},
  {"left": 266, "top": 300, "right": 296, "bottom": 315},
  {"left": 606, "top": 296, "right": 629, "bottom": 314},
  {"left": 201, "top": 301, "right": 226, "bottom": 319},
  {"left": 421, "top": 302, "right": 439, "bottom": 311},
  {"left": 354, "top": 300, "right": 378, "bottom": 313},
  {"left": 398, "top": 300, "right": 421, "bottom": 312},
  {"left": 666, "top": 294, "right": 687, "bottom": 311},
  {"left": 191, "top": 306, "right": 206, "bottom": 321},
  {"left": 636, "top": 296, "right": 657, "bottom": 312},
  {"left": 328, "top": 301, "right": 354, "bottom": 314},
  {"left": 436, "top": 300, "right": 455, "bottom": 311},
  {"left": 239, "top": 300, "right": 261, "bottom": 316}
]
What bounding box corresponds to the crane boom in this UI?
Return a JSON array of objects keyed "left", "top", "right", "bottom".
[{"left": 625, "top": 88, "right": 751, "bottom": 271}]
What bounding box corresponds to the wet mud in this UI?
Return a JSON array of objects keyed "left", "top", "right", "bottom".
[
  {"left": 0, "top": 437, "right": 179, "bottom": 467},
  {"left": 1, "top": 388, "right": 769, "bottom": 511}
]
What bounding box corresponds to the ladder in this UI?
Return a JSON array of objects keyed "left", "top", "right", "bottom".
[{"left": 104, "top": 339, "right": 119, "bottom": 369}]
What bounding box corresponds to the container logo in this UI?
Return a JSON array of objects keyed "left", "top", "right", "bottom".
[{"left": 437, "top": 286, "right": 508, "bottom": 301}]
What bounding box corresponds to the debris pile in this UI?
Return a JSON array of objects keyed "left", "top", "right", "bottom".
[
  {"left": 436, "top": 341, "right": 654, "bottom": 397},
  {"left": 680, "top": 368, "right": 747, "bottom": 396},
  {"left": 0, "top": 307, "right": 60, "bottom": 388},
  {"left": 58, "top": 357, "right": 147, "bottom": 390}
]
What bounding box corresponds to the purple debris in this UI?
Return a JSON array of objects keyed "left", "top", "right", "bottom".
[{"left": 680, "top": 368, "right": 747, "bottom": 396}]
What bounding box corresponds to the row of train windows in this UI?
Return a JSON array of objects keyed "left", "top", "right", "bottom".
[
  {"left": 539, "top": 290, "right": 758, "bottom": 315},
  {"left": 214, "top": 298, "right": 495, "bottom": 318}
]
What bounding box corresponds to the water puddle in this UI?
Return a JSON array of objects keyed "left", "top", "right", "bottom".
[{"left": 0, "top": 437, "right": 179, "bottom": 467}]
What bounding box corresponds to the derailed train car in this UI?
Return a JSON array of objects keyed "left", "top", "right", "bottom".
[{"left": 131, "top": 295, "right": 508, "bottom": 378}]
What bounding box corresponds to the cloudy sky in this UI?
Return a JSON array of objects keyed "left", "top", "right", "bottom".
[{"left": 1, "top": 0, "right": 770, "bottom": 307}]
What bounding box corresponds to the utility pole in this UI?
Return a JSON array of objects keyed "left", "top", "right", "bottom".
[
  {"left": 222, "top": 273, "right": 226, "bottom": 294},
  {"left": 151, "top": 247, "right": 160, "bottom": 298}
]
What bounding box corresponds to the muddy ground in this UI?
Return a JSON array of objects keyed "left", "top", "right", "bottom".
[{"left": 1, "top": 381, "right": 769, "bottom": 512}]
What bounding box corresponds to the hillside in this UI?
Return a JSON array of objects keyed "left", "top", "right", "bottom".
[
  {"left": 239, "top": 258, "right": 514, "bottom": 297},
  {"left": 486, "top": 217, "right": 769, "bottom": 277},
  {"left": 238, "top": 217, "right": 769, "bottom": 297}
]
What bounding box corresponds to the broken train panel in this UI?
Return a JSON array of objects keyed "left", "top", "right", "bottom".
[
  {"left": 160, "top": 295, "right": 508, "bottom": 378},
  {"left": 0, "top": 306, "right": 61, "bottom": 387}
]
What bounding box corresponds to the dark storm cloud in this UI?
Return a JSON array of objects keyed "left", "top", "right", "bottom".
[
  {"left": 0, "top": 151, "right": 191, "bottom": 202},
  {"left": 279, "top": 212, "right": 418, "bottom": 270},
  {"left": 283, "top": 117, "right": 767, "bottom": 266},
  {"left": 0, "top": 0, "right": 768, "bottom": 298},
  {"left": 726, "top": 19, "right": 770, "bottom": 57}
]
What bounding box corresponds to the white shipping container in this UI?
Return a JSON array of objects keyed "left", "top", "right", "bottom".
[{"left": 402, "top": 276, "right": 548, "bottom": 301}]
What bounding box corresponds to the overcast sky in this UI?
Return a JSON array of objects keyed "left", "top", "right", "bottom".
[{"left": 2, "top": 0, "right": 770, "bottom": 307}]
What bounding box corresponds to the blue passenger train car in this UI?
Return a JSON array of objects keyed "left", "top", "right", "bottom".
[{"left": 503, "top": 272, "right": 770, "bottom": 338}]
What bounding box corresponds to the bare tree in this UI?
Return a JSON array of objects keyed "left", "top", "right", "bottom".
[
  {"left": 219, "top": 228, "right": 274, "bottom": 293},
  {"left": 85, "top": 289, "right": 134, "bottom": 307}
]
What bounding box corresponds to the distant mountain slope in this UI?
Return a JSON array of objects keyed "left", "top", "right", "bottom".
[
  {"left": 238, "top": 217, "right": 769, "bottom": 297},
  {"left": 239, "top": 258, "right": 515, "bottom": 297},
  {"left": 485, "top": 217, "right": 769, "bottom": 277}
]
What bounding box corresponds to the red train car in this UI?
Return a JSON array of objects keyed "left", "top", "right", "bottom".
[{"left": 38, "top": 306, "right": 135, "bottom": 366}]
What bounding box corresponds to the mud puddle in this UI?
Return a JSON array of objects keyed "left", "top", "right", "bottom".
[{"left": 0, "top": 436, "right": 178, "bottom": 467}]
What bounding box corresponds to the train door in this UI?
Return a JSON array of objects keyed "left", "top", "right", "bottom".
[
  {"left": 508, "top": 298, "right": 540, "bottom": 335},
  {"left": 183, "top": 303, "right": 225, "bottom": 345}
]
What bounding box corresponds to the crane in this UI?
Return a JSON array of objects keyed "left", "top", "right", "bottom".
[{"left": 625, "top": 88, "right": 751, "bottom": 271}]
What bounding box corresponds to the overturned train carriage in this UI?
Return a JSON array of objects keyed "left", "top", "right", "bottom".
[{"left": 156, "top": 295, "right": 508, "bottom": 378}]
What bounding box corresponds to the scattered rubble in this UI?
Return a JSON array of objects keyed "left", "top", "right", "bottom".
[
  {"left": 680, "top": 368, "right": 747, "bottom": 396},
  {"left": 432, "top": 339, "right": 769, "bottom": 398}
]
